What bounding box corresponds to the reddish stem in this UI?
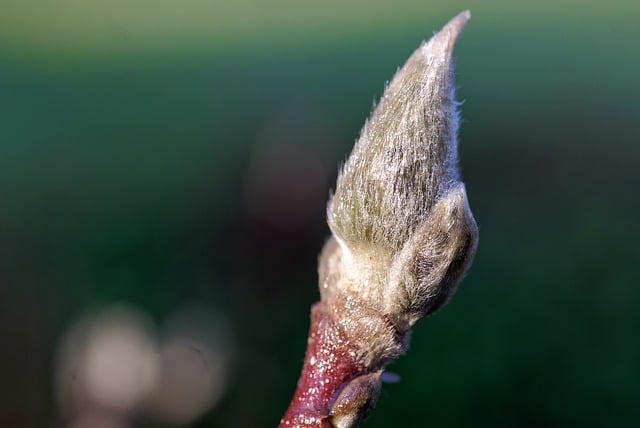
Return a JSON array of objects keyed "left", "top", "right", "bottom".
[{"left": 279, "top": 303, "right": 365, "bottom": 427}]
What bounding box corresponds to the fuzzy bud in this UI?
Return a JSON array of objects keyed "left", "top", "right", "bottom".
[
  {"left": 322, "top": 9, "right": 477, "bottom": 364},
  {"left": 281, "top": 11, "right": 478, "bottom": 428}
]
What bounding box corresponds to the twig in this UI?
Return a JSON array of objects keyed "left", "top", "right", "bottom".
[{"left": 280, "top": 11, "right": 478, "bottom": 428}]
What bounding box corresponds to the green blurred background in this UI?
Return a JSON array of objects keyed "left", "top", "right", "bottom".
[{"left": 1, "top": 0, "right": 639, "bottom": 427}]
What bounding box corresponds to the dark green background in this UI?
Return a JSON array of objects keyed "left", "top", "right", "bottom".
[{"left": 1, "top": 1, "right": 639, "bottom": 426}]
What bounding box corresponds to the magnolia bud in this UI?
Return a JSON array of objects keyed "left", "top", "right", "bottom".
[
  {"left": 281, "top": 11, "right": 478, "bottom": 427},
  {"left": 322, "top": 10, "right": 477, "bottom": 364}
]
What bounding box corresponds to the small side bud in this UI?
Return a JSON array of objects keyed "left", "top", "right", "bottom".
[
  {"left": 329, "top": 372, "right": 382, "bottom": 428},
  {"left": 385, "top": 184, "right": 478, "bottom": 332}
]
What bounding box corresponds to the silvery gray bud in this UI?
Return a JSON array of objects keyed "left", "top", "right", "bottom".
[
  {"left": 329, "top": 10, "right": 471, "bottom": 252},
  {"left": 320, "top": 11, "right": 478, "bottom": 364}
]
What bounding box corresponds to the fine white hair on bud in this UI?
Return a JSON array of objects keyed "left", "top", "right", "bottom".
[
  {"left": 320, "top": 10, "right": 478, "bottom": 366},
  {"left": 329, "top": 10, "right": 471, "bottom": 252},
  {"left": 281, "top": 11, "right": 479, "bottom": 428}
]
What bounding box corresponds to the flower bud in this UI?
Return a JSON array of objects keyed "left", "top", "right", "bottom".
[
  {"left": 281, "top": 12, "right": 479, "bottom": 427},
  {"left": 321, "top": 10, "right": 478, "bottom": 362}
]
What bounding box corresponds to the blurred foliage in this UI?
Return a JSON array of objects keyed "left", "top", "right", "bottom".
[{"left": 0, "top": 0, "right": 639, "bottom": 427}]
